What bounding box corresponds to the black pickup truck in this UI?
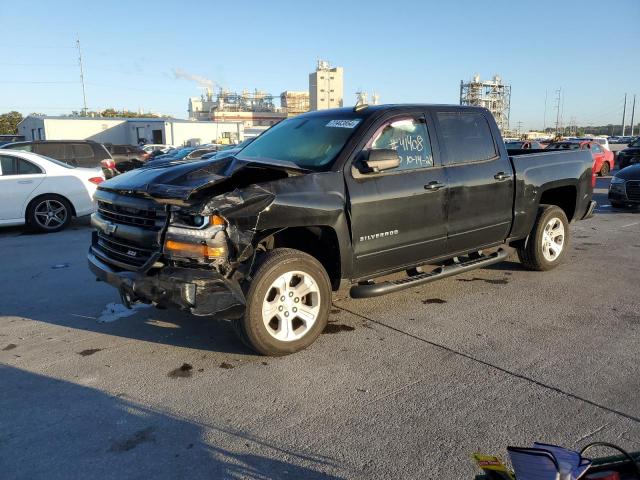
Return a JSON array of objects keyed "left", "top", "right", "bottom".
[{"left": 88, "top": 105, "right": 596, "bottom": 355}]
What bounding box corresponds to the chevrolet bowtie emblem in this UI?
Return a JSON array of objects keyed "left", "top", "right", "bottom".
[{"left": 103, "top": 221, "right": 117, "bottom": 235}]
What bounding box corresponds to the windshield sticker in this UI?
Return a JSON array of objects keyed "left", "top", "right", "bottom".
[{"left": 326, "top": 119, "right": 361, "bottom": 129}]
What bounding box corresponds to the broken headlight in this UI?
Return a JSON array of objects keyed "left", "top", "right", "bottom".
[{"left": 165, "top": 213, "right": 228, "bottom": 263}]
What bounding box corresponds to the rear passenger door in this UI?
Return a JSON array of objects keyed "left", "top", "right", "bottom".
[
  {"left": 0, "top": 155, "right": 46, "bottom": 221},
  {"left": 435, "top": 110, "right": 514, "bottom": 253}
]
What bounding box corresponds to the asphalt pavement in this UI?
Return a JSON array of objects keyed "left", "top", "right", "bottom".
[{"left": 1, "top": 175, "right": 639, "bottom": 479}]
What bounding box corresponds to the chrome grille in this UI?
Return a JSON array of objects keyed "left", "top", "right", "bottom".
[
  {"left": 96, "top": 232, "right": 153, "bottom": 268},
  {"left": 97, "top": 201, "right": 165, "bottom": 229}
]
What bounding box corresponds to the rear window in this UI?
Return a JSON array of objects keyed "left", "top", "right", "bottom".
[
  {"left": 37, "top": 143, "right": 66, "bottom": 159},
  {"left": 437, "top": 112, "right": 497, "bottom": 164},
  {"left": 547, "top": 143, "right": 580, "bottom": 150}
]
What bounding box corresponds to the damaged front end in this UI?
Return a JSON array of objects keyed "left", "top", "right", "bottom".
[{"left": 88, "top": 157, "right": 281, "bottom": 318}]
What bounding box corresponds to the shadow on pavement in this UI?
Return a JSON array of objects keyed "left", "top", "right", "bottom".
[{"left": 0, "top": 365, "right": 344, "bottom": 480}]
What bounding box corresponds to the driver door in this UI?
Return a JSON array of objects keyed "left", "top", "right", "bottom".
[{"left": 345, "top": 114, "right": 448, "bottom": 279}]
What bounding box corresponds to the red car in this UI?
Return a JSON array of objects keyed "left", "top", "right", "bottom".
[{"left": 546, "top": 140, "right": 614, "bottom": 176}]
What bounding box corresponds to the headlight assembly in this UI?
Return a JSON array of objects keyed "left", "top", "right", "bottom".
[
  {"left": 165, "top": 212, "right": 228, "bottom": 263},
  {"left": 610, "top": 176, "right": 625, "bottom": 185}
]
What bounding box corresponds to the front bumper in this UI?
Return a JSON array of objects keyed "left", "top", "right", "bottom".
[
  {"left": 608, "top": 189, "right": 640, "bottom": 205},
  {"left": 88, "top": 251, "right": 245, "bottom": 318}
]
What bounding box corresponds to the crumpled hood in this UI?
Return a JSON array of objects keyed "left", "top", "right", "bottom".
[{"left": 98, "top": 156, "right": 304, "bottom": 200}]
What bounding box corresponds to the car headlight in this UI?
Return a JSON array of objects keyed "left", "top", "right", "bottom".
[
  {"left": 165, "top": 213, "right": 228, "bottom": 262},
  {"left": 610, "top": 176, "right": 625, "bottom": 185}
]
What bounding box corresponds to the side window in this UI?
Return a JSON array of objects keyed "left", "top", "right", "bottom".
[
  {"left": 5, "top": 143, "right": 32, "bottom": 152},
  {"left": 368, "top": 117, "right": 433, "bottom": 171},
  {"left": 0, "top": 155, "right": 17, "bottom": 175},
  {"left": 0, "top": 156, "right": 42, "bottom": 175},
  {"left": 113, "top": 145, "right": 126, "bottom": 154},
  {"left": 591, "top": 143, "right": 602, "bottom": 153},
  {"left": 37, "top": 143, "right": 66, "bottom": 160},
  {"left": 71, "top": 143, "right": 95, "bottom": 167},
  {"left": 437, "top": 112, "right": 497, "bottom": 164},
  {"left": 18, "top": 159, "right": 43, "bottom": 174}
]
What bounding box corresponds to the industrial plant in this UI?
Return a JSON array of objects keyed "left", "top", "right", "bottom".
[{"left": 460, "top": 74, "right": 512, "bottom": 131}]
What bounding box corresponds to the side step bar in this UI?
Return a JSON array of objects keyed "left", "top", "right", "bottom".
[{"left": 350, "top": 248, "right": 509, "bottom": 299}]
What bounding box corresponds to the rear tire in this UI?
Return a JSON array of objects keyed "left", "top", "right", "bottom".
[
  {"left": 599, "top": 161, "right": 610, "bottom": 176},
  {"left": 517, "top": 205, "right": 569, "bottom": 271},
  {"left": 27, "top": 195, "right": 72, "bottom": 233},
  {"left": 233, "top": 248, "right": 331, "bottom": 356}
]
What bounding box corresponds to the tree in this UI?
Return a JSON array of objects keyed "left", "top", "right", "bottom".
[{"left": 0, "top": 111, "right": 23, "bottom": 134}]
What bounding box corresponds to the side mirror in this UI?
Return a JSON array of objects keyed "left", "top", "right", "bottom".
[{"left": 363, "top": 149, "right": 401, "bottom": 173}]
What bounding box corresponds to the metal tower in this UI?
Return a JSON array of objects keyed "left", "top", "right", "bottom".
[{"left": 460, "top": 74, "right": 511, "bottom": 131}]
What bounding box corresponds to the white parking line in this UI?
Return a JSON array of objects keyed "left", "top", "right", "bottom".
[{"left": 621, "top": 221, "right": 640, "bottom": 228}]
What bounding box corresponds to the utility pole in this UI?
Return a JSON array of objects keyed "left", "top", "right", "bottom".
[
  {"left": 621, "top": 93, "right": 627, "bottom": 136},
  {"left": 516, "top": 121, "right": 523, "bottom": 136},
  {"left": 543, "top": 89, "right": 548, "bottom": 131},
  {"left": 554, "top": 88, "right": 561, "bottom": 137},
  {"left": 76, "top": 35, "right": 88, "bottom": 116},
  {"left": 631, "top": 94, "right": 636, "bottom": 136}
]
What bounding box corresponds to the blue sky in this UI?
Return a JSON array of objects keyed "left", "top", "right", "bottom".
[{"left": 1, "top": 0, "right": 638, "bottom": 130}]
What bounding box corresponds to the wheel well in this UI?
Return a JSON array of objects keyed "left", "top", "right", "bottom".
[
  {"left": 264, "top": 227, "right": 342, "bottom": 290},
  {"left": 25, "top": 193, "right": 76, "bottom": 222},
  {"left": 539, "top": 186, "right": 576, "bottom": 221}
]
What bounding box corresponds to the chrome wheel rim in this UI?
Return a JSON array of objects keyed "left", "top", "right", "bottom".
[
  {"left": 542, "top": 217, "right": 564, "bottom": 262},
  {"left": 262, "top": 270, "right": 321, "bottom": 342},
  {"left": 34, "top": 199, "right": 67, "bottom": 229}
]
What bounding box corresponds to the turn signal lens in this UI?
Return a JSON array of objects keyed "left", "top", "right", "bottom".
[
  {"left": 210, "top": 215, "right": 225, "bottom": 226},
  {"left": 101, "top": 159, "right": 116, "bottom": 170},
  {"left": 165, "top": 240, "right": 226, "bottom": 258},
  {"left": 88, "top": 176, "right": 104, "bottom": 184}
]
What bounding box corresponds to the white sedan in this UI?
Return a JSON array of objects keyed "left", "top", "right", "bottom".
[{"left": 0, "top": 150, "right": 104, "bottom": 233}]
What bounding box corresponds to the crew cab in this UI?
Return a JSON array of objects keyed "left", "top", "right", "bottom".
[{"left": 88, "top": 105, "right": 595, "bottom": 355}]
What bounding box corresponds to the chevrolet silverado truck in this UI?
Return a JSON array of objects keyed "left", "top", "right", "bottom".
[{"left": 88, "top": 104, "right": 596, "bottom": 356}]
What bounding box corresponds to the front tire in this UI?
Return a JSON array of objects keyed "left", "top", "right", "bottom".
[
  {"left": 234, "top": 248, "right": 331, "bottom": 356},
  {"left": 27, "top": 195, "right": 72, "bottom": 233},
  {"left": 610, "top": 201, "right": 628, "bottom": 209},
  {"left": 517, "top": 205, "right": 569, "bottom": 271},
  {"left": 599, "top": 161, "right": 610, "bottom": 176}
]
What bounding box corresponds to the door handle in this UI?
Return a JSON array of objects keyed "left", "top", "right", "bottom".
[
  {"left": 18, "top": 180, "right": 34, "bottom": 184},
  {"left": 494, "top": 172, "right": 512, "bottom": 181},
  {"left": 424, "top": 181, "right": 445, "bottom": 191}
]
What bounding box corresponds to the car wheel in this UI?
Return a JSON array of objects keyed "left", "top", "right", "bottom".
[
  {"left": 233, "top": 248, "right": 331, "bottom": 356},
  {"left": 610, "top": 201, "right": 628, "bottom": 209},
  {"left": 517, "top": 205, "right": 569, "bottom": 271},
  {"left": 599, "top": 161, "right": 610, "bottom": 176},
  {"left": 27, "top": 195, "right": 72, "bottom": 233}
]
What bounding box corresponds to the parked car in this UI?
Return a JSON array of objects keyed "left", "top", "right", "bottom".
[
  {"left": 0, "top": 140, "right": 117, "bottom": 178},
  {"left": 615, "top": 137, "right": 640, "bottom": 169},
  {"left": 608, "top": 164, "right": 640, "bottom": 208},
  {"left": 142, "top": 144, "right": 173, "bottom": 155},
  {"left": 103, "top": 144, "right": 149, "bottom": 172},
  {"left": 0, "top": 135, "right": 26, "bottom": 147},
  {"left": 145, "top": 146, "right": 220, "bottom": 165},
  {"left": 546, "top": 140, "right": 614, "bottom": 176},
  {"left": 505, "top": 140, "right": 543, "bottom": 150},
  {"left": 88, "top": 104, "right": 595, "bottom": 356},
  {"left": 200, "top": 138, "right": 256, "bottom": 160},
  {"left": 0, "top": 150, "right": 103, "bottom": 232}
]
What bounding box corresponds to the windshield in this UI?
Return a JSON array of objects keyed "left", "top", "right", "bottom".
[
  {"left": 505, "top": 141, "right": 524, "bottom": 148},
  {"left": 237, "top": 116, "right": 362, "bottom": 169},
  {"left": 630, "top": 139, "right": 640, "bottom": 147}
]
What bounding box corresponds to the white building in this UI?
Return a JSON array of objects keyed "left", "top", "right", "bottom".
[
  {"left": 17, "top": 116, "right": 244, "bottom": 146},
  {"left": 309, "top": 60, "right": 344, "bottom": 111}
]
